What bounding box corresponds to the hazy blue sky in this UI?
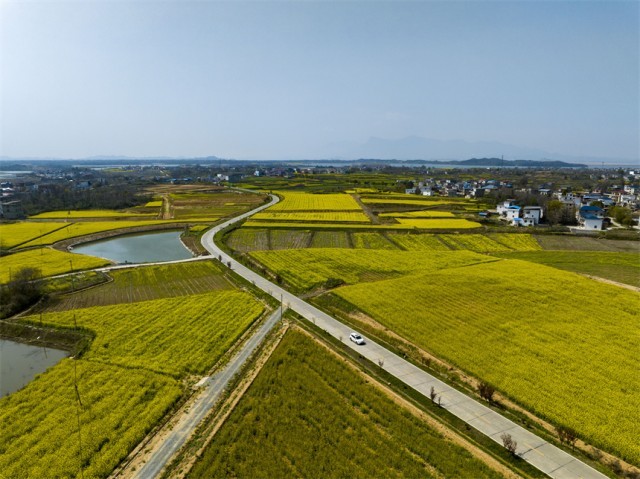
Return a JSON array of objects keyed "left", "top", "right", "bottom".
[{"left": 1, "top": 0, "right": 638, "bottom": 160}]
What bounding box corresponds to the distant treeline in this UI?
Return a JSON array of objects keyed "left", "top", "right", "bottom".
[{"left": 19, "top": 183, "right": 150, "bottom": 215}]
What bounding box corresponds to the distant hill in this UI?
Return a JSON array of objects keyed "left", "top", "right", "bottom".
[
  {"left": 457, "top": 158, "right": 587, "bottom": 168},
  {"left": 320, "top": 136, "right": 630, "bottom": 165}
]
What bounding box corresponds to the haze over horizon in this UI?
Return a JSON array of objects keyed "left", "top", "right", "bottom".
[{"left": 1, "top": 1, "right": 638, "bottom": 162}]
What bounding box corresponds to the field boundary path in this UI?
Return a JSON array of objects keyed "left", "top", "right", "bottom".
[
  {"left": 200, "top": 193, "right": 607, "bottom": 479},
  {"left": 125, "top": 306, "right": 284, "bottom": 479}
]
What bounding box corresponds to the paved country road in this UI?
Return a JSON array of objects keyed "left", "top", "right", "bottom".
[
  {"left": 130, "top": 307, "right": 284, "bottom": 479},
  {"left": 200, "top": 193, "right": 607, "bottom": 479}
]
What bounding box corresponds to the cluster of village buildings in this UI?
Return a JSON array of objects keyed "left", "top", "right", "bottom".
[
  {"left": 405, "top": 175, "right": 639, "bottom": 230},
  {"left": 1, "top": 165, "right": 638, "bottom": 230}
]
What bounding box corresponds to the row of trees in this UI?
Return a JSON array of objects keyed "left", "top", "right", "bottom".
[
  {"left": 0, "top": 268, "right": 44, "bottom": 319},
  {"left": 18, "top": 183, "right": 151, "bottom": 216}
]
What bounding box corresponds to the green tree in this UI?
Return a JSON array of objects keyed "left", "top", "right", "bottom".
[
  {"left": 0, "top": 267, "right": 44, "bottom": 318},
  {"left": 546, "top": 200, "right": 564, "bottom": 225}
]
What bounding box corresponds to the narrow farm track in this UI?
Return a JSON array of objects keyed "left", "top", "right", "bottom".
[
  {"left": 118, "top": 307, "right": 284, "bottom": 479},
  {"left": 201, "top": 193, "right": 607, "bottom": 479}
]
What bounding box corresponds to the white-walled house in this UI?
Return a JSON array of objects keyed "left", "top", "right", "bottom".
[
  {"left": 578, "top": 205, "right": 605, "bottom": 230},
  {"left": 505, "top": 206, "right": 521, "bottom": 221},
  {"left": 511, "top": 216, "right": 534, "bottom": 227},
  {"left": 497, "top": 200, "right": 517, "bottom": 216},
  {"left": 522, "top": 206, "right": 543, "bottom": 225}
]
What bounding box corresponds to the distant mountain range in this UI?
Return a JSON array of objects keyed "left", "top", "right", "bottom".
[
  {"left": 320, "top": 136, "right": 634, "bottom": 165},
  {"left": 1, "top": 135, "right": 635, "bottom": 167}
]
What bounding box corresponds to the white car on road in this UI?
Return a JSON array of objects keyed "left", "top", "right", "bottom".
[{"left": 349, "top": 332, "right": 365, "bottom": 345}]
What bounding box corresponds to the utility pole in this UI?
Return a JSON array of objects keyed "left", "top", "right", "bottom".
[{"left": 73, "top": 359, "right": 85, "bottom": 479}]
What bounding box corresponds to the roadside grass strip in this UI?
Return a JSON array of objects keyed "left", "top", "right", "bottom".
[
  {"left": 188, "top": 329, "right": 505, "bottom": 479},
  {"left": 43, "top": 261, "right": 232, "bottom": 312},
  {"left": 487, "top": 234, "right": 542, "bottom": 251},
  {"left": 334, "top": 259, "right": 640, "bottom": 464},
  {"left": 0, "top": 248, "right": 110, "bottom": 283},
  {"left": 0, "top": 222, "right": 69, "bottom": 249},
  {"left": 29, "top": 209, "right": 157, "bottom": 219},
  {"left": 493, "top": 250, "right": 640, "bottom": 288},
  {"left": 251, "top": 211, "right": 371, "bottom": 223},
  {"left": 269, "top": 191, "right": 364, "bottom": 211},
  {"left": 19, "top": 221, "right": 167, "bottom": 247},
  {"left": 249, "top": 248, "right": 495, "bottom": 292},
  {"left": 394, "top": 218, "right": 482, "bottom": 229},
  {"left": 24, "top": 290, "right": 264, "bottom": 378},
  {"left": 0, "top": 360, "right": 182, "bottom": 479}
]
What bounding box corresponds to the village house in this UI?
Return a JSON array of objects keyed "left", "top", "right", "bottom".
[
  {"left": 577, "top": 205, "right": 605, "bottom": 230},
  {"left": 522, "top": 206, "right": 543, "bottom": 225}
]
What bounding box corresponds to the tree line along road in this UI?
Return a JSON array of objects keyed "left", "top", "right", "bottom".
[{"left": 200, "top": 193, "right": 607, "bottom": 479}]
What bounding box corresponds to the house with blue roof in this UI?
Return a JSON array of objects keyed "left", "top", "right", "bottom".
[{"left": 578, "top": 205, "right": 605, "bottom": 230}]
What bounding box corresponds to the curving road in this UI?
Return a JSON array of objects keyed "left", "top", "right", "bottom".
[{"left": 200, "top": 193, "right": 606, "bottom": 479}]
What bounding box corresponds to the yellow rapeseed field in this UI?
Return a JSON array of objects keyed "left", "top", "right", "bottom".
[
  {"left": 270, "top": 191, "right": 363, "bottom": 211},
  {"left": 0, "top": 222, "right": 68, "bottom": 249},
  {"left": 30, "top": 209, "right": 156, "bottom": 219},
  {"left": 0, "top": 248, "right": 110, "bottom": 283},
  {"left": 335, "top": 259, "right": 640, "bottom": 463}
]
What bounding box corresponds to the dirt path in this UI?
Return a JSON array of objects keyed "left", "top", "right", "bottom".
[
  {"left": 582, "top": 274, "right": 640, "bottom": 292},
  {"left": 352, "top": 193, "right": 380, "bottom": 224},
  {"left": 161, "top": 194, "right": 172, "bottom": 219}
]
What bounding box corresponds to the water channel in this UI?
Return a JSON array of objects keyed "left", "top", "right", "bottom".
[
  {"left": 0, "top": 339, "right": 68, "bottom": 396},
  {"left": 71, "top": 230, "right": 193, "bottom": 264}
]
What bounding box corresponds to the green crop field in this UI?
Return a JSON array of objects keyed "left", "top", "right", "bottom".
[
  {"left": 269, "top": 229, "right": 313, "bottom": 249},
  {"left": 493, "top": 251, "right": 640, "bottom": 288},
  {"left": 250, "top": 248, "right": 495, "bottom": 292},
  {"left": 351, "top": 232, "right": 398, "bottom": 250},
  {"left": 42, "top": 260, "right": 232, "bottom": 312},
  {"left": 333, "top": 259, "right": 640, "bottom": 463},
  {"left": 310, "top": 230, "right": 351, "bottom": 248},
  {"left": 0, "top": 248, "right": 110, "bottom": 283},
  {"left": 24, "top": 290, "right": 264, "bottom": 378},
  {"left": 188, "top": 328, "right": 505, "bottom": 479},
  {"left": 438, "top": 234, "right": 512, "bottom": 253},
  {"left": 0, "top": 360, "right": 181, "bottom": 479},
  {"left": 170, "top": 191, "right": 266, "bottom": 220},
  {"left": 0, "top": 222, "right": 68, "bottom": 249},
  {"left": 227, "top": 228, "right": 271, "bottom": 252},
  {"left": 388, "top": 233, "right": 452, "bottom": 251},
  {"left": 487, "top": 233, "right": 542, "bottom": 251},
  {"left": 536, "top": 235, "right": 640, "bottom": 252}
]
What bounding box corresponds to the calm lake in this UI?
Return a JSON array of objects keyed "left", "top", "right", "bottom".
[
  {"left": 0, "top": 339, "right": 68, "bottom": 396},
  {"left": 72, "top": 230, "right": 193, "bottom": 264}
]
